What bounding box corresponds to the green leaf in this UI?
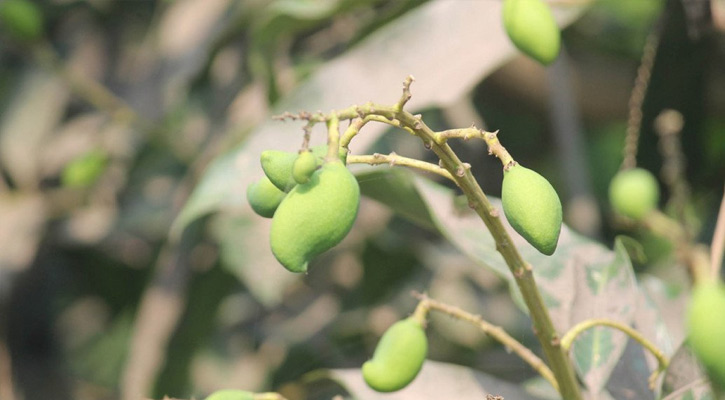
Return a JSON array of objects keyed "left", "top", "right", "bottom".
[{"left": 327, "top": 360, "right": 547, "bottom": 400}]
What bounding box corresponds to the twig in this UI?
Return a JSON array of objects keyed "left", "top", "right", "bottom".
[
  {"left": 621, "top": 28, "right": 660, "bottom": 170},
  {"left": 643, "top": 210, "right": 711, "bottom": 282},
  {"left": 325, "top": 113, "right": 341, "bottom": 162},
  {"left": 412, "top": 292, "right": 559, "bottom": 391},
  {"left": 654, "top": 109, "right": 691, "bottom": 232},
  {"left": 347, "top": 153, "right": 455, "bottom": 181},
  {"left": 560, "top": 318, "right": 669, "bottom": 388},
  {"left": 394, "top": 75, "right": 415, "bottom": 112}
]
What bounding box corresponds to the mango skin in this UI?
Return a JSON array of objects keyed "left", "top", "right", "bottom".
[
  {"left": 502, "top": 164, "right": 562, "bottom": 255},
  {"left": 362, "top": 318, "right": 428, "bottom": 393},
  {"left": 292, "top": 150, "right": 317, "bottom": 184},
  {"left": 688, "top": 280, "right": 725, "bottom": 391},
  {"left": 608, "top": 168, "right": 660, "bottom": 220},
  {"left": 270, "top": 161, "right": 359, "bottom": 273},
  {"left": 204, "top": 389, "right": 254, "bottom": 400},
  {"left": 261, "top": 145, "right": 347, "bottom": 192},
  {"left": 261, "top": 150, "right": 298, "bottom": 192},
  {"left": 246, "top": 176, "right": 286, "bottom": 218},
  {"left": 502, "top": 0, "right": 561, "bottom": 65}
]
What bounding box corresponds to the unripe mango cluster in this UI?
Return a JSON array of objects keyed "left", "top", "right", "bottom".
[{"left": 247, "top": 145, "right": 360, "bottom": 273}]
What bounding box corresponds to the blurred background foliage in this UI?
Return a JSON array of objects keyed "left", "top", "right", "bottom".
[{"left": 0, "top": 0, "right": 723, "bottom": 399}]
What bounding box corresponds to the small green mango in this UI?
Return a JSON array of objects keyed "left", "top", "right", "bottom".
[
  {"left": 502, "top": 0, "right": 561, "bottom": 65},
  {"left": 292, "top": 150, "right": 317, "bottom": 184},
  {"left": 61, "top": 150, "right": 108, "bottom": 188},
  {"left": 270, "top": 160, "right": 359, "bottom": 272},
  {"left": 687, "top": 280, "right": 725, "bottom": 391},
  {"left": 0, "top": 0, "right": 42, "bottom": 41},
  {"left": 502, "top": 164, "right": 562, "bottom": 255},
  {"left": 608, "top": 168, "right": 659, "bottom": 220},
  {"left": 261, "top": 150, "right": 298, "bottom": 192},
  {"left": 362, "top": 317, "right": 428, "bottom": 392},
  {"left": 247, "top": 176, "right": 286, "bottom": 218},
  {"left": 204, "top": 389, "right": 254, "bottom": 400},
  {"left": 261, "top": 145, "right": 347, "bottom": 192}
]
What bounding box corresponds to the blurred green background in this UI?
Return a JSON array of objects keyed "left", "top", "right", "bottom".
[{"left": 0, "top": 0, "right": 723, "bottom": 399}]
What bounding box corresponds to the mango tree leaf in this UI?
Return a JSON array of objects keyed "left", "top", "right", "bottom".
[
  {"left": 661, "top": 344, "right": 714, "bottom": 400},
  {"left": 173, "top": 0, "right": 589, "bottom": 306},
  {"left": 603, "top": 338, "right": 655, "bottom": 400},
  {"left": 326, "top": 360, "right": 546, "bottom": 400},
  {"left": 639, "top": 273, "right": 689, "bottom": 351}
]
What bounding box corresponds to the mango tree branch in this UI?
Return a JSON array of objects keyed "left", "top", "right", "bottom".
[
  {"left": 325, "top": 113, "right": 340, "bottom": 162},
  {"left": 340, "top": 115, "right": 415, "bottom": 151},
  {"left": 287, "top": 77, "right": 583, "bottom": 399},
  {"left": 412, "top": 292, "right": 559, "bottom": 391},
  {"left": 347, "top": 153, "right": 454, "bottom": 181},
  {"left": 388, "top": 99, "right": 582, "bottom": 399}
]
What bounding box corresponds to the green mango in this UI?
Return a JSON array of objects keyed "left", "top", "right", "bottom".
[
  {"left": 0, "top": 0, "right": 42, "bottom": 41},
  {"left": 204, "top": 389, "right": 254, "bottom": 400},
  {"left": 362, "top": 317, "right": 428, "bottom": 392},
  {"left": 261, "top": 150, "right": 298, "bottom": 192},
  {"left": 260, "top": 145, "right": 347, "bottom": 192},
  {"left": 502, "top": 164, "right": 562, "bottom": 255},
  {"left": 247, "top": 176, "right": 286, "bottom": 218},
  {"left": 608, "top": 168, "right": 659, "bottom": 220},
  {"left": 502, "top": 0, "right": 561, "bottom": 65},
  {"left": 61, "top": 150, "right": 108, "bottom": 188},
  {"left": 688, "top": 279, "right": 725, "bottom": 391},
  {"left": 292, "top": 150, "right": 317, "bottom": 184},
  {"left": 270, "top": 160, "right": 359, "bottom": 272}
]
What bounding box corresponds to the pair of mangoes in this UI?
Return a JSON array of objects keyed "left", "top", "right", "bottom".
[
  {"left": 363, "top": 317, "right": 428, "bottom": 392},
  {"left": 247, "top": 145, "right": 359, "bottom": 273}
]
